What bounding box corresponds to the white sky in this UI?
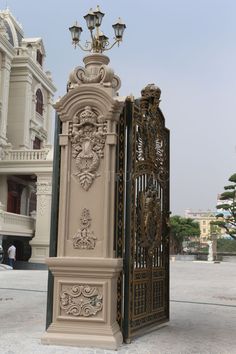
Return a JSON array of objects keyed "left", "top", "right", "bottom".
[{"left": 4, "top": 0, "right": 236, "bottom": 215}]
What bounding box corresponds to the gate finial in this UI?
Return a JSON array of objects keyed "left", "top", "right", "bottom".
[{"left": 141, "top": 83, "right": 161, "bottom": 100}]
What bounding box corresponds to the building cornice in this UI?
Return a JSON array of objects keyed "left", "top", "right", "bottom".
[
  {"left": 11, "top": 55, "right": 56, "bottom": 94},
  {"left": 0, "top": 159, "right": 53, "bottom": 174},
  {"left": 0, "top": 34, "right": 15, "bottom": 59}
]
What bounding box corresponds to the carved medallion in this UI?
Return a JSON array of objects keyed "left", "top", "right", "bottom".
[
  {"left": 73, "top": 208, "right": 96, "bottom": 249},
  {"left": 69, "top": 106, "right": 107, "bottom": 190},
  {"left": 136, "top": 184, "right": 162, "bottom": 252},
  {"left": 60, "top": 284, "right": 103, "bottom": 317}
]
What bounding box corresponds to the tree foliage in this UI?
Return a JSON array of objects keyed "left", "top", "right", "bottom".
[
  {"left": 217, "top": 238, "right": 236, "bottom": 252},
  {"left": 169, "top": 215, "right": 200, "bottom": 253},
  {"left": 214, "top": 173, "right": 236, "bottom": 240}
]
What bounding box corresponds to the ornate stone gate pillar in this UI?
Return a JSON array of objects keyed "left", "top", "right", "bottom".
[{"left": 42, "top": 54, "right": 124, "bottom": 349}]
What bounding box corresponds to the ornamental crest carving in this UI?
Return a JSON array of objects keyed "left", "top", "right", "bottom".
[
  {"left": 73, "top": 208, "right": 96, "bottom": 249},
  {"left": 67, "top": 65, "right": 121, "bottom": 92},
  {"left": 136, "top": 184, "right": 162, "bottom": 252},
  {"left": 60, "top": 284, "right": 103, "bottom": 317},
  {"left": 69, "top": 106, "right": 107, "bottom": 190}
]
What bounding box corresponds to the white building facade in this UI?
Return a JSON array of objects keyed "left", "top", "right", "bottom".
[{"left": 0, "top": 10, "right": 56, "bottom": 264}]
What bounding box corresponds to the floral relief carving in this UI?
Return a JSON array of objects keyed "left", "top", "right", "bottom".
[
  {"left": 60, "top": 284, "right": 103, "bottom": 317},
  {"left": 38, "top": 195, "right": 47, "bottom": 216},
  {"left": 36, "top": 181, "right": 52, "bottom": 195},
  {"left": 69, "top": 106, "right": 107, "bottom": 191},
  {"left": 73, "top": 208, "right": 96, "bottom": 249}
]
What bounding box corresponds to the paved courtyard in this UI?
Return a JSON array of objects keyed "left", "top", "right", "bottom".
[{"left": 0, "top": 261, "right": 236, "bottom": 354}]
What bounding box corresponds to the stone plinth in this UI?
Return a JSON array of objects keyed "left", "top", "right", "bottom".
[{"left": 41, "top": 257, "right": 123, "bottom": 349}]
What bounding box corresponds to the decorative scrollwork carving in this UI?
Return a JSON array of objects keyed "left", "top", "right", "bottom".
[
  {"left": 73, "top": 208, "right": 96, "bottom": 249},
  {"left": 67, "top": 64, "right": 121, "bottom": 92},
  {"left": 136, "top": 83, "right": 168, "bottom": 185},
  {"left": 69, "top": 106, "right": 107, "bottom": 190},
  {"left": 60, "top": 284, "right": 103, "bottom": 317}
]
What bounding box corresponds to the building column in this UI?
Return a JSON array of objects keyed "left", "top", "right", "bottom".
[
  {"left": 0, "top": 175, "right": 8, "bottom": 208},
  {"left": 22, "top": 73, "right": 33, "bottom": 149},
  {"left": 0, "top": 54, "right": 12, "bottom": 146},
  {"left": 29, "top": 172, "right": 52, "bottom": 263}
]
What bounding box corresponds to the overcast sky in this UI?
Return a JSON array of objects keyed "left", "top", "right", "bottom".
[{"left": 3, "top": 0, "right": 236, "bottom": 215}]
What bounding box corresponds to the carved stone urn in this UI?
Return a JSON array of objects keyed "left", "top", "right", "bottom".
[{"left": 41, "top": 53, "right": 124, "bottom": 349}]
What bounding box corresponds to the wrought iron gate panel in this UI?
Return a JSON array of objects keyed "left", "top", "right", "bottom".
[
  {"left": 115, "top": 84, "right": 169, "bottom": 342},
  {"left": 115, "top": 99, "right": 127, "bottom": 327}
]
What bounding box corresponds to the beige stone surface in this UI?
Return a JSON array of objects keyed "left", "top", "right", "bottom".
[
  {"left": 43, "top": 257, "right": 123, "bottom": 349},
  {"left": 43, "top": 54, "right": 124, "bottom": 349}
]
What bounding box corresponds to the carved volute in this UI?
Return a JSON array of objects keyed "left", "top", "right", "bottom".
[{"left": 67, "top": 53, "right": 121, "bottom": 95}]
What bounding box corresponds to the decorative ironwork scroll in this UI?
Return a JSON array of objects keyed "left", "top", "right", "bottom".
[
  {"left": 73, "top": 208, "right": 96, "bottom": 249},
  {"left": 60, "top": 284, "right": 103, "bottom": 317},
  {"left": 69, "top": 106, "right": 107, "bottom": 191}
]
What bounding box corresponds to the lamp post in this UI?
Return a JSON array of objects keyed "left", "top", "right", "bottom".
[{"left": 69, "top": 5, "right": 126, "bottom": 52}]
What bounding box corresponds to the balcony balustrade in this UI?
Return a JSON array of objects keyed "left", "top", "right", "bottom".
[
  {"left": 0, "top": 209, "right": 35, "bottom": 237},
  {"left": 1, "top": 149, "right": 49, "bottom": 161}
]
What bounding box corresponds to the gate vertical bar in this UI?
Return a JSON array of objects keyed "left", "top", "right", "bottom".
[
  {"left": 46, "top": 113, "right": 61, "bottom": 329},
  {"left": 164, "top": 127, "right": 170, "bottom": 320},
  {"left": 115, "top": 102, "right": 126, "bottom": 327},
  {"left": 123, "top": 97, "right": 134, "bottom": 342}
]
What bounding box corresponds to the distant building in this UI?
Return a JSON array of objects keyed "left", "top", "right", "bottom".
[
  {"left": 0, "top": 9, "right": 56, "bottom": 263},
  {"left": 184, "top": 209, "right": 217, "bottom": 243}
]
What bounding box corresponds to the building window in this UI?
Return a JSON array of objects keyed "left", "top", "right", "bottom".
[
  {"left": 36, "top": 49, "right": 43, "bottom": 65},
  {"left": 203, "top": 221, "right": 206, "bottom": 225},
  {"left": 33, "top": 137, "right": 42, "bottom": 149},
  {"left": 203, "top": 228, "right": 206, "bottom": 234},
  {"left": 29, "top": 191, "right": 36, "bottom": 214},
  {"left": 7, "top": 180, "right": 23, "bottom": 214},
  {"left": 36, "top": 89, "right": 43, "bottom": 115}
]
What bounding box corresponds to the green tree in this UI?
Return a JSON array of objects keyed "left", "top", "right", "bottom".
[
  {"left": 217, "top": 238, "right": 236, "bottom": 252},
  {"left": 214, "top": 173, "right": 236, "bottom": 240},
  {"left": 169, "top": 215, "right": 200, "bottom": 254}
]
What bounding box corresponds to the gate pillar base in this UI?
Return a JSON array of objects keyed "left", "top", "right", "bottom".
[
  {"left": 42, "top": 324, "right": 122, "bottom": 350},
  {"left": 42, "top": 257, "right": 123, "bottom": 350}
]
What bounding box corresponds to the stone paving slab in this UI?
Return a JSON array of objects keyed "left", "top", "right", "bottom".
[{"left": 0, "top": 262, "right": 236, "bottom": 354}]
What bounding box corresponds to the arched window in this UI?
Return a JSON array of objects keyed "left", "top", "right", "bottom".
[
  {"left": 36, "top": 49, "right": 43, "bottom": 65},
  {"left": 36, "top": 89, "right": 43, "bottom": 115}
]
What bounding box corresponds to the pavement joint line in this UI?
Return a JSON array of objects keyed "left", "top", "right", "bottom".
[
  {"left": 1, "top": 290, "right": 236, "bottom": 308},
  {"left": 0, "top": 288, "right": 236, "bottom": 307},
  {"left": 0, "top": 287, "right": 46, "bottom": 293},
  {"left": 171, "top": 299, "right": 236, "bottom": 308}
]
